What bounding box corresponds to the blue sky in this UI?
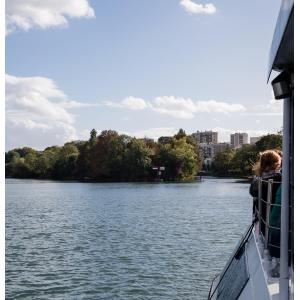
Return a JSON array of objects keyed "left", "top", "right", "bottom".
[{"left": 5, "top": 0, "right": 283, "bottom": 150}]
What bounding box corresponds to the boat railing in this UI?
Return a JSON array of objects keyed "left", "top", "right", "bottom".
[
  {"left": 253, "top": 178, "right": 292, "bottom": 254},
  {"left": 208, "top": 178, "right": 292, "bottom": 299}
]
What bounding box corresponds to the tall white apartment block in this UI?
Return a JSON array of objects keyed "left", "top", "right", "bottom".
[
  {"left": 192, "top": 130, "right": 218, "bottom": 145},
  {"left": 230, "top": 132, "right": 248, "bottom": 149}
]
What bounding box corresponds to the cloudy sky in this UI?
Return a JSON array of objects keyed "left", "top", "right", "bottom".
[{"left": 5, "top": 0, "right": 283, "bottom": 150}]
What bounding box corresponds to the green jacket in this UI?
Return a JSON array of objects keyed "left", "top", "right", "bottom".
[
  {"left": 269, "top": 185, "right": 281, "bottom": 229},
  {"left": 268, "top": 185, "right": 281, "bottom": 258}
]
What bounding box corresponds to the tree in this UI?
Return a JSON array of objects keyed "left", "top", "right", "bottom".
[
  {"left": 89, "top": 129, "right": 97, "bottom": 146},
  {"left": 212, "top": 149, "right": 235, "bottom": 176},
  {"left": 12, "top": 147, "right": 37, "bottom": 158},
  {"left": 230, "top": 144, "right": 259, "bottom": 176},
  {"left": 124, "top": 139, "right": 152, "bottom": 180},
  {"left": 255, "top": 134, "right": 282, "bottom": 152},
  {"left": 52, "top": 144, "right": 79, "bottom": 179},
  {"left": 6, "top": 148, "right": 37, "bottom": 178},
  {"left": 89, "top": 130, "right": 127, "bottom": 180},
  {"left": 6, "top": 157, "right": 32, "bottom": 178},
  {"left": 5, "top": 150, "right": 20, "bottom": 164},
  {"left": 74, "top": 142, "right": 90, "bottom": 179},
  {"left": 5, "top": 128, "right": 203, "bottom": 182},
  {"left": 159, "top": 137, "right": 199, "bottom": 181},
  {"left": 174, "top": 128, "right": 186, "bottom": 140}
]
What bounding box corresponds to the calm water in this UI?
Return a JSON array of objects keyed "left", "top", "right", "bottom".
[{"left": 6, "top": 178, "right": 251, "bottom": 300}]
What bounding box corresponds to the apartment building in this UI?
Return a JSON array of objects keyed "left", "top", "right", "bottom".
[
  {"left": 230, "top": 132, "right": 249, "bottom": 149},
  {"left": 192, "top": 130, "right": 218, "bottom": 145}
]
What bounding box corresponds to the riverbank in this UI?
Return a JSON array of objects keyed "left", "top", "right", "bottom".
[{"left": 5, "top": 175, "right": 251, "bottom": 185}]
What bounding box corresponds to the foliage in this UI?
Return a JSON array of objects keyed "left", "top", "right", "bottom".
[
  {"left": 230, "top": 144, "right": 259, "bottom": 176},
  {"left": 255, "top": 134, "right": 282, "bottom": 152},
  {"left": 158, "top": 137, "right": 200, "bottom": 181},
  {"left": 124, "top": 138, "right": 152, "bottom": 181},
  {"left": 5, "top": 129, "right": 201, "bottom": 182},
  {"left": 7, "top": 130, "right": 283, "bottom": 180},
  {"left": 174, "top": 128, "right": 186, "bottom": 140},
  {"left": 211, "top": 149, "right": 235, "bottom": 176},
  {"left": 89, "top": 129, "right": 97, "bottom": 146}
]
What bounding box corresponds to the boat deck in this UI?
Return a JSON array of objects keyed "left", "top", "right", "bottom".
[{"left": 253, "top": 223, "right": 293, "bottom": 300}]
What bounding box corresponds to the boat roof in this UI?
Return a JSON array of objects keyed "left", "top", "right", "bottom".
[{"left": 267, "top": 0, "right": 294, "bottom": 80}]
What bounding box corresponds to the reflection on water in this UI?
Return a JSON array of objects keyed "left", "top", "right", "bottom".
[{"left": 6, "top": 178, "right": 251, "bottom": 300}]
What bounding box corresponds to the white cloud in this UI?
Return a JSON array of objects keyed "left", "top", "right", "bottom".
[
  {"left": 150, "top": 96, "right": 195, "bottom": 119},
  {"left": 104, "top": 97, "right": 148, "bottom": 111},
  {"left": 6, "top": 0, "right": 95, "bottom": 35},
  {"left": 151, "top": 96, "right": 246, "bottom": 119},
  {"left": 180, "top": 0, "right": 216, "bottom": 15},
  {"left": 250, "top": 99, "right": 283, "bottom": 116},
  {"left": 6, "top": 74, "right": 73, "bottom": 124},
  {"left": 5, "top": 74, "right": 98, "bottom": 150},
  {"left": 245, "top": 91, "right": 283, "bottom": 116},
  {"left": 60, "top": 100, "right": 101, "bottom": 109},
  {"left": 105, "top": 95, "right": 246, "bottom": 119}
]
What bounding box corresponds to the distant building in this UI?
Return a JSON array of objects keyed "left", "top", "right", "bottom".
[
  {"left": 213, "top": 142, "right": 231, "bottom": 155},
  {"left": 250, "top": 136, "right": 262, "bottom": 145},
  {"left": 230, "top": 132, "right": 248, "bottom": 149},
  {"left": 199, "top": 142, "right": 231, "bottom": 160},
  {"left": 192, "top": 130, "right": 218, "bottom": 144},
  {"left": 199, "top": 143, "right": 214, "bottom": 159}
]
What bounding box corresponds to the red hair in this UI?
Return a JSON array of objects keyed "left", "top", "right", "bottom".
[{"left": 253, "top": 150, "right": 281, "bottom": 176}]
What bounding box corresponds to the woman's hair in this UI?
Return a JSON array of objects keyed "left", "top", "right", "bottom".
[{"left": 253, "top": 149, "right": 282, "bottom": 176}]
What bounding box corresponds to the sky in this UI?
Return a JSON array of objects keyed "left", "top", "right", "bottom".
[{"left": 5, "top": 0, "right": 284, "bottom": 151}]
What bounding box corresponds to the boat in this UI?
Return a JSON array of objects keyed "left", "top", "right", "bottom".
[{"left": 207, "top": 1, "right": 294, "bottom": 299}]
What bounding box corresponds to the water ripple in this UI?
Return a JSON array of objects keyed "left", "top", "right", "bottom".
[{"left": 6, "top": 178, "right": 251, "bottom": 299}]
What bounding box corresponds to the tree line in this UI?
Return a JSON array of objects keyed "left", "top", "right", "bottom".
[
  {"left": 5, "top": 129, "right": 201, "bottom": 181},
  {"left": 5, "top": 129, "right": 282, "bottom": 181}
]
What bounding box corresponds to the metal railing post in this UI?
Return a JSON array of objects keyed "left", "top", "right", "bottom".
[
  {"left": 258, "top": 178, "right": 262, "bottom": 235},
  {"left": 280, "top": 96, "right": 291, "bottom": 300},
  {"left": 265, "top": 179, "right": 273, "bottom": 249}
]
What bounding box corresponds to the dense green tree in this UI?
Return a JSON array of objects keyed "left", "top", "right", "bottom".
[
  {"left": 124, "top": 139, "right": 152, "bottom": 180},
  {"left": 89, "top": 129, "right": 98, "bottom": 146},
  {"left": 89, "top": 130, "right": 128, "bottom": 180},
  {"left": 186, "top": 135, "right": 203, "bottom": 169},
  {"left": 158, "top": 136, "right": 172, "bottom": 145},
  {"left": 174, "top": 128, "right": 186, "bottom": 140},
  {"left": 5, "top": 150, "right": 20, "bottom": 164},
  {"left": 159, "top": 137, "right": 199, "bottom": 181},
  {"left": 6, "top": 157, "right": 32, "bottom": 178},
  {"left": 74, "top": 142, "right": 90, "bottom": 179},
  {"left": 53, "top": 154, "right": 78, "bottom": 179},
  {"left": 6, "top": 148, "right": 38, "bottom": 178},
  {"left": 52, "top": 144, "right": 79, "bottom": 179},
  {"left": 230, "top": 144, "right": 259, "bottom": 176},
  {"left": 12, "top": 147, "right": 37, "bottom": 158},
  {"left": 211, "top": 149, "right": 235, "bottom": 176},
  {"left": 255, "top": 134, "right": 282, "bottom": 152}
]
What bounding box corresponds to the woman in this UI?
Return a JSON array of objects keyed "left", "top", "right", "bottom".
[
  {"left": 249, "top": 149, "right": 282, "bottom": 197},
  {"left": 249, "top": 150, "right": 282, "bottom": 236}
]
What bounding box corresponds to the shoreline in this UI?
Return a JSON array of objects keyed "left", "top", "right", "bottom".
[{"left": 5, "top": 176, "right": 251, "bottom": 184}]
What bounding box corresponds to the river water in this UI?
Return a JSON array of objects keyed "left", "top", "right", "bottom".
[{"left": 6, "top": 178, "right": 251, "bottom": 300}]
